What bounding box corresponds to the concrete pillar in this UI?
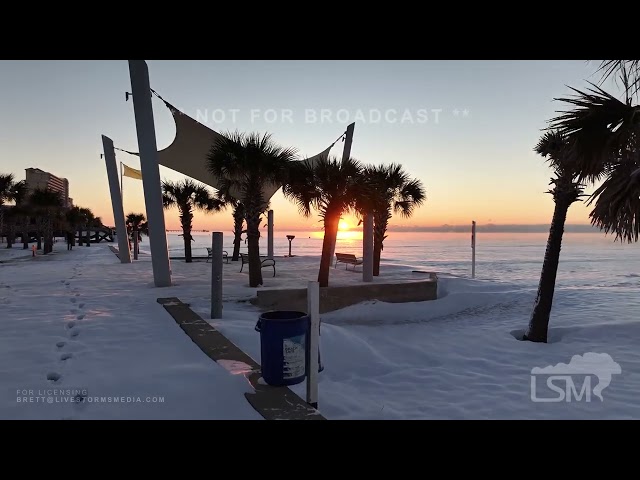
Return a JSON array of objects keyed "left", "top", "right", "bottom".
[
  {"left": 363, "top": 211, "right": 373, "bottom": 282},
  {"left": 211, "top": 232, "right": 223, "bottom": 319},
  {"left": 306, "top": 280, "right": 320, "bottom": 409},
  {"left": 267, "top": 209, "right": 274, "bottom": 259},
  {"left": 128, "top": 60, "right": 171, "bottom": 287},
  {"left": 102, "top": 135, "right": 131, "bottom": 263}
]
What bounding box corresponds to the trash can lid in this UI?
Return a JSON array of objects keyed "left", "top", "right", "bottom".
[{"left": 260, "top": 310, "right": 308, "bottom": 321}]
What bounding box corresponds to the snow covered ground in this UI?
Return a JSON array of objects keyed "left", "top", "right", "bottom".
[
  {"left": 0, "top": 244, "right": 262, "bottom": 420},
  {"left": 2, "top": 236, "right": 640, "bottom": 420}
]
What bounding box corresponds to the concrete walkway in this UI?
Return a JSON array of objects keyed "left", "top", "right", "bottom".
[{"left": 158, "top": 297, "right": 325, "bottom": 420}]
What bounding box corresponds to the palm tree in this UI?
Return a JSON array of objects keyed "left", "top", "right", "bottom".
[
  {"left": 358, "top": 164, "right": 426, "bottom": 276},
  {"left": 0, "top": 173, "right": 18, "bottom": 242},
  {"left": 207, "top": 131, "right": 298, "bottom": 287},
  {"left": 126, "top": 212, "right": 148, "bottom": 257},
  {"left": 75, "top": 207, "right": 92, "bottom": 246},
  {"left": 1, "top": 179, "right": 28, "bottom": 248},
  {"left": 4, "top": 207, "right": 18, "bottom": 248},
  {"left": 29, "top": 188, "right": 63, "bottom": 254},
  {"left": 217, "top": 192, "right": 246, "bottom": 262},
  {"left": 162, "top": 178, "right": 223, "bottom": 263},
  {"left": 9, "top": 181, "right": 30, "bottom": 249},
  {"left": 548, "top": 73, "right": 640, "bottom": 244},
  {"left": 523, "top": 132, "right": 586, "bottom": 343},
  {"left": 65, "top": 206, "right": 85, "bottom": 249},
  {"left": 283, "top": 155, "right": 363, "bottom": 287}
]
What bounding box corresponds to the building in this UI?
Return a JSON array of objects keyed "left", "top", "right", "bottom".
[{"left": 25, "top": 168, "right": 72, "bottom": 207}]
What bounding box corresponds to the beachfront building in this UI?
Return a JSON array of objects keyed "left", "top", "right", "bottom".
[{"left": 25, "top": 167, "right": 72, "bottom": 207}]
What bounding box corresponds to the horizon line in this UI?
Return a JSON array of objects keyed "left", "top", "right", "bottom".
[{"left": 167, "top": 223, "right": 601, "bottom": 234}]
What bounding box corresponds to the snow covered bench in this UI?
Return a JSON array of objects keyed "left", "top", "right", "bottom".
[
  {"left": 240, "top": 253, "right": 276, "bottom": 277},
  {"left": 334, "top": 253, "right": 363, "bottom": 270},
  {"left": 206, "top": 248, "right": 228, "bottom": 263}
]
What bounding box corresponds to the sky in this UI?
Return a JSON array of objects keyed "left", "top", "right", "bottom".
[{"left": 0, "top": 60, "right": 620, "bottom": 232}]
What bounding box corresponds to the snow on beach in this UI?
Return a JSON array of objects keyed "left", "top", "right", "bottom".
[
  {"left": 0, "top": 244, "right": 262, "bottom": 420},
  {"left": 1, "top": 231, "right": 640, "bottom": 419}
]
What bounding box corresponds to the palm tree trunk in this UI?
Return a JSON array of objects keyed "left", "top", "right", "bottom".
[
  {"left": 47, "top": 217, "right": 54, "bottom": 254},
  {"left": 181, "top": 206, "right": 194, "bottom": 263},
  {"left": 85, "top": 228, "right": 91, "bottom": 246},
  {"left": 245, "top": 209, "right": 263, "bottom": 287},
  {"left": 232, "top": 205, "right": 244, "bottom": 261},
  {"left": 373, "top": 239, "right": 382, "bottom": 276},
  {"left": 183, "top": 230, "right": 193, "bottom": 262},
  {"left": 373, "top": 213, "right": 388, "bottom": 277},
  {"left": 525, "top": 197, "right": 571, "bottom": 343},
  {"left": 318, "top": 212, "right": 340, "bottom": 288},
  {"left": 42, "top": 217, "right": 50, "bottom": 254}
]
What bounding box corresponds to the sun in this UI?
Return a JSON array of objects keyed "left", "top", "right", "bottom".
[{"left": 338, "top": 220, "right": 350, "bottom": 231}]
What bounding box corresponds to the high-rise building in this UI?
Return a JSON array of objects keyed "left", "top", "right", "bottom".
[{"left": 25, "top": 168, "right": 72, "bottom": 207}]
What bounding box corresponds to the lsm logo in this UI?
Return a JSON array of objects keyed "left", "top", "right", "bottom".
[{"left": 531, "top": 353, "right": 621, "bottom": 403}]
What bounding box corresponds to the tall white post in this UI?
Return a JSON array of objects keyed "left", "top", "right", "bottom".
[
  {"left": 267, "top": 209, "right": 274, "bottom": 259},
  {"left": 363, "top": 211, "right": 374, "bottom": 282},
  {"left": 329, "top": 122, "right": 356, "bottom": 261},
  {"left": 211, "top": 232, "right": 223, "bottom": 319},
  {"left": 306, "top": 281, "right": 320, "bottom": 409},
  {"left": 128, "top": 60, "right": 172, "bottom": 287},
  {"left": 102, "top": 135, "right": 131, "bottom": 264},
  {"left": 471, "top": 220, "right": 476, "bottom": 279}
]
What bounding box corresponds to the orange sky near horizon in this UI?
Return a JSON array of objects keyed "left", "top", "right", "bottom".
[{"left": 89, "top": 161, "right": 596, "bottom": 233}]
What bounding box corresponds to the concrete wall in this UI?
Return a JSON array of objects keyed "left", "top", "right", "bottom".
[{"left": 251, "top": 275, "right": 438, "bottom": 314}]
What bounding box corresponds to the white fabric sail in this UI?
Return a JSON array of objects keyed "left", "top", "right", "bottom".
[{"left": 123, "top": 96, "right": 340, "bottom": 201}]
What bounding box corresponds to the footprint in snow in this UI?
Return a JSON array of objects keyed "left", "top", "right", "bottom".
[
  {"left": 60, "top": 353, "right": 73, "bottom": 361},
  {"left": 69, "top": 330, "right": 79, "bottom": 338},
  {"left": 47, "top": 372, "right": 61, "bottom": 382},
  {"left": 66, "top": 321, "right": 76, "bottom": 329},
  {"left": 70, "top": 298, "right": 76, "bottom": 304},
  {"left": 75, "top": 293, "right": 80, "bottom": 297},
  {"left": 64, "top": 282, "right": 70, "bottom": 286},
  {"left": 79, "top": 303, "right": 85, "bottom": 309},
  {"left": 56, "top": 341, "right": 66, "bottom": 348},
  {"left": 70, "top": 308, "right": 77, "bottom": 314},
  {"left": 76, "top": 314, "right": 84, "bottom": 320}
]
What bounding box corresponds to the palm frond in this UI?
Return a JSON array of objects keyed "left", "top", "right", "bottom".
[
  {"left": 587, "top": 160, "right": 640, "bottom": 243},
  {"left": 597, "top": 60, "right": 640, "bottom": 97},
  {"left": 548, "top": 83, "right": 640, "bottom": 181}
]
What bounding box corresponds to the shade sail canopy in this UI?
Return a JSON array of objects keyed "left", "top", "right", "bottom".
[{"left": 123, "top": 96, "right": 341, "bottom": 201}]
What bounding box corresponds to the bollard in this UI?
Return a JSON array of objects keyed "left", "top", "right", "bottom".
[{"left": 210, "top": 232, "right": 223, "bottom": 319}]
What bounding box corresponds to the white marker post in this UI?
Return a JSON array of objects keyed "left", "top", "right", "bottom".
[
  {"left": 211, "top": 232, "right": 223, "bottom": 319},
  {"left": 102, "top": 135, "right": 131, "bottom": 264},
  {"left": 306, "top": 281, "right": 320, "bottom": 409},
  {"left": 128, "top": 59, "right": 172, "bottom": 287},
  {"left": 471, "top": 220, "right": 476, "bottom": 279}
]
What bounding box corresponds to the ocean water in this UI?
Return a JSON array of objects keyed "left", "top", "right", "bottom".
[{"left": 161, "top": 230, "right": 640, "bottom": 289}]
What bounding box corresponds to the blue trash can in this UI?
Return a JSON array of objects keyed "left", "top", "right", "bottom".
[{"left": 255, "top": 310, "right": 323, "bottom": 387}]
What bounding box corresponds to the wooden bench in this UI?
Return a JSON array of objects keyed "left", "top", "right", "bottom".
[
  {"left": 206, "top": 248, "right": 228, "bottom": 263},
  {"left": 335, "top": 253, "right": 363, "bottom": 270},
  {"left": 240, "top": 253, "right": 276, "bottom": 277}
]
